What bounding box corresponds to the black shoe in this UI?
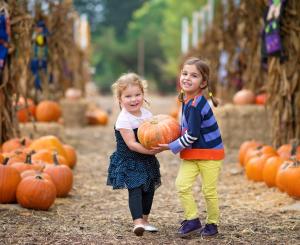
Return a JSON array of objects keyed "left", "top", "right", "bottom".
[
  {"left": 177, "top": 218, "right": 202, "bottom": 238},
  {"left": 201, "top": 223, "right": 218, "bottom": 236}
]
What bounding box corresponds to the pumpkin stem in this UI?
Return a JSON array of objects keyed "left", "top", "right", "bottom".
[
  {"left": 20, "top": 138, "right": 27, "bottom": 146},
  {"left": 25, "top": 152, "right": 33, "bottom": 164},
  {"left": 290, "top": 138, "right": 299, "bottom": 157},
  {"left": 52, "top": 152, "right": 60, "bottom": 166},
  {"left": 2, "top": 157, "right": 9, "bottom": 165}
]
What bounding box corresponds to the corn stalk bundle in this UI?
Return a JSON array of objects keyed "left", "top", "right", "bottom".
[
  {"left": 0, "top": 0, "right": 32, "bottom": 143},
  {"left": 236, "top": 0, "right": 265, "bottom": 93},
  {"left": 47, "top": 1, "right": 85, "bottom": 98},
  {"left": 10, "top": 0, "right": 33, "bottom": 96},
  {"left": 267, "top": 0, "right": 300, "bottom": 147},
  {"left": 185, "top": 1, "right": 244, "bottom": 101}
]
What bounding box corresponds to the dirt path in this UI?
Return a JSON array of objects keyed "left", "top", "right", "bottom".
[{"left": 1, "top": 96, "right": 299, "bottom": 244}]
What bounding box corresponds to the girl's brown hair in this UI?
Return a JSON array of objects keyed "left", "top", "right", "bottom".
[
  {"left": 178, "top": 57, "right": 219, "bottom": 107},
  {"left": 111, "top": 73, "right": 149, "bottom": 108}
]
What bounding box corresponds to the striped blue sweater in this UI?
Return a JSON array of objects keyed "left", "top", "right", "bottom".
[{"left": 169, "top": 94, "right": 225, "bottom": 160}]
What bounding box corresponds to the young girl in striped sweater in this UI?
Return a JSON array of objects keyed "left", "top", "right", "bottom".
[{"left": 157, "top": 57, "right": 224, "bottom": 238}]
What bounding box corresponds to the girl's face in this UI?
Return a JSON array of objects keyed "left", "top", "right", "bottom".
[
  {"left": 180, "top": 64, "right": 207, "bottom": 97},
  {"left": 120, "top": 85, "right": 144, "bottom": 115}
]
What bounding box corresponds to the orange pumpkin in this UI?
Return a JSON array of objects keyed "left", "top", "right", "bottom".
[
  {"left": 15, "top": 97, "right": 36, "bottom": 123},
  {"left": 2, "top": 137, "right": 32, "bottom": 153},
  {"left": 282, "top": 160, "right": 300, "bottom": 198},
  {"left": 63, "top": 144, "right": 77, "bottom": 168},
  {"left": 0, "top": 153, "right": 3, "bottom": 164},
  {"left": 244, "top": 145, "right": 277, "bottom": 167},
  {"left": 11, "top": 154, "right": 44, "bottom": 173},
  {"left": 262, "top": 156, "right": 284, "bottom": 187},
  {"left": 65, "top": 88, "right": 82, "bottom": 100},
  {"left": 29, "top": 135, "right": 67, "bottom": 160},
  {"left": 276, "top": 161, "right": 292, "bottom": 192},
  {"left": 233, "top": 89, "right": 255, "bottom": 105},
  {"left": 36, "top": 100, "right": 62, "bottom": 122},
  {"left": 44, "top": 154, "right": 73, "bottom": 197},
  {"left": 3, "top": 150, "right": 28, "bottom": 165},
  {"left": 86, "top": 109, "right": 109, "bottom": 125},
  {"left": 238, "top": 140, "right": 261, "bottom": 167},
  {"left": 31, "top": 149, "right": 68, "bottom": 166},
  {"left": 277, "top": 144, "right": 300, "bottom": 160},
  {"left": 245, "top": 153, "right": 273, "bottom": 182},
  {"left": 169, "top": 107, "right": 179, "bottom": 119},
  {"left": 21, "top": 169, "right": 52, "bottom": 182},
  {"left": 255, "top": 93, "right": 268, "bottom": 105},
  {"left": 16, "top": 175, "right": 56, "bottom": 210},
  {"left": 137, "top": 114, "right": 181, "bottom": 149},
  {"left": 0, "top": 158, "right": 22, "bottom": 203}
]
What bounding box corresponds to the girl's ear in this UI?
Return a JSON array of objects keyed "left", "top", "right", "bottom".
[{"left": 200, "top": 80, "right": 208, "bottom": 89}]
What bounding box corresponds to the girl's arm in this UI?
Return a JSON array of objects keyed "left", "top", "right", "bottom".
[
  {"left": 166, "top": 106, "right": 201, "bottom": 154},
  {"left": 119, "top": 128, "right": 162, "bottom": 155}
]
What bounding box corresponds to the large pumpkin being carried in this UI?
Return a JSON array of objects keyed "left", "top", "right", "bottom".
[{"left": 138, "top": 114, "right": 180, "bottom": 149}]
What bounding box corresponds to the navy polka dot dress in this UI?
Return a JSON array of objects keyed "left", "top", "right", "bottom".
[{"left": 107, "top": 128, "right": 161, "bottom": 191}]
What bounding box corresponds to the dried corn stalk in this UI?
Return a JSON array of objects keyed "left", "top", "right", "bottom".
[
  {"left": 267, "top": 0, "right": 300, "bottom": 147},
  {"left": 47, "top": 1, "right": 87, "bottom": 99},
  {"left": 0, "top": 0, "right": 32, "bottom": 143},
  {"left": 184, "top": 0, "right": 264, "bottom": 102}
]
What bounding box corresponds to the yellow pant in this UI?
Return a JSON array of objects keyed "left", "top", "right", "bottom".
[{"left": 175, "top": 159, "right": 222, "bottom": 224}]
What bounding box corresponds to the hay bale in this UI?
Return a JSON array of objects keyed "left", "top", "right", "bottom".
[
  {"left": 214, "top": 104, "right": 272, "bottom": 150},
  {"left": 60, "top": 99, "right": 88, "bottom": 128},
  {"left": 19, "top": 122, "right": 65, "bottom": 141}
]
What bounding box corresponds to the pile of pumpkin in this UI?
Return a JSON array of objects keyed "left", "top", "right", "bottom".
[
  {"left": 63, "top": 88, "right": 109, "bottom": 126},
  {"left": 238, "top": 140, "right": 300, "bottom": 199},
  {"left": 0, "top": 135, "right": 76, "bottom": 210},
  {"left": 16, "top": 97, "right": 62, "bottom": 123},
  {"left": 16, "top": 95, "right": 109, "bottom": 126},
  {"left": 85, "top": 104, "right": 109, "bottom": 126},
  {"left": 233, "top": 89, "right": 268, "bottom": 105}
]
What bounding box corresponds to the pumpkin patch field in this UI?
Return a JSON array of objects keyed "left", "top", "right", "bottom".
[{"left": 0, "top": 96, "right": 299, "bottom": 244}]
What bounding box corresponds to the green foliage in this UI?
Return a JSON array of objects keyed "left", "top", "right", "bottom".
[
  {"left": 128, "top": 0, "right": 173, "bottom": 93},
  {"left": 91, "top": 28, "right": 136, "bottom": 93},
  {"left": 159, "top": 0, "right": 207, "bottom": 80},
  {"left": 74, "top": 0, "right": 210, "bottom": 94},
  {"left": 101, "top": 0, "right": 148, "bottom": 39}
]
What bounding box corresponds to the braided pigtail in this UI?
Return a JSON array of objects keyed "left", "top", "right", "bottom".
[
  {"left": 207, "top": 81, "right": 219, "bottom": 107},
  {"left": 178, "top": 89, "right": 185, "bottom": 103}
]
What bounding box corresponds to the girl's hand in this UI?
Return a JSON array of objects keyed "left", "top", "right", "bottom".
[
  {"left": 147, "top": 148, "right": 163, "bottom": 155},
  {"left": 153, "top": 144, "right": 169, "bottom": 151}
]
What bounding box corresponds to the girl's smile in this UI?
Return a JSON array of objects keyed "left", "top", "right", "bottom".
[
  {"left": 120, "top": 85, "right": 144, "bottom": 116},
  {"left": 180, "top": 65, "right": 207, "bottom": 100},
  {"left": 180, "top": 64, "right": 205, "bottom": 98}
]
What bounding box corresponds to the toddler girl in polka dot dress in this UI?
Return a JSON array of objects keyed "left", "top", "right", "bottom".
[{"left": 107, "top": 73, "right": 162, "bottom": 236}]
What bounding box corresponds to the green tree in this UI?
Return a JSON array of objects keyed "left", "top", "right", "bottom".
[
  {"left": 101, "top": 0, "right": 147, "bottom": 39},
  {"left": 127, "top": 0, "right": 171, "bottom": 92},
  {"left": 89, "top": 0, "right": 151, "bottom": 92},
  {"left": 159, "top": 0, "right": 207, "bottom": 80}
]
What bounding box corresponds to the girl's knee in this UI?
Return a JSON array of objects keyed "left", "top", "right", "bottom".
[
  {"left": 175, "top": 179, "right": 192, "bottom": 193},
  {"left": 202, "top": 187, "right": 218, "bottom": 199}
]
